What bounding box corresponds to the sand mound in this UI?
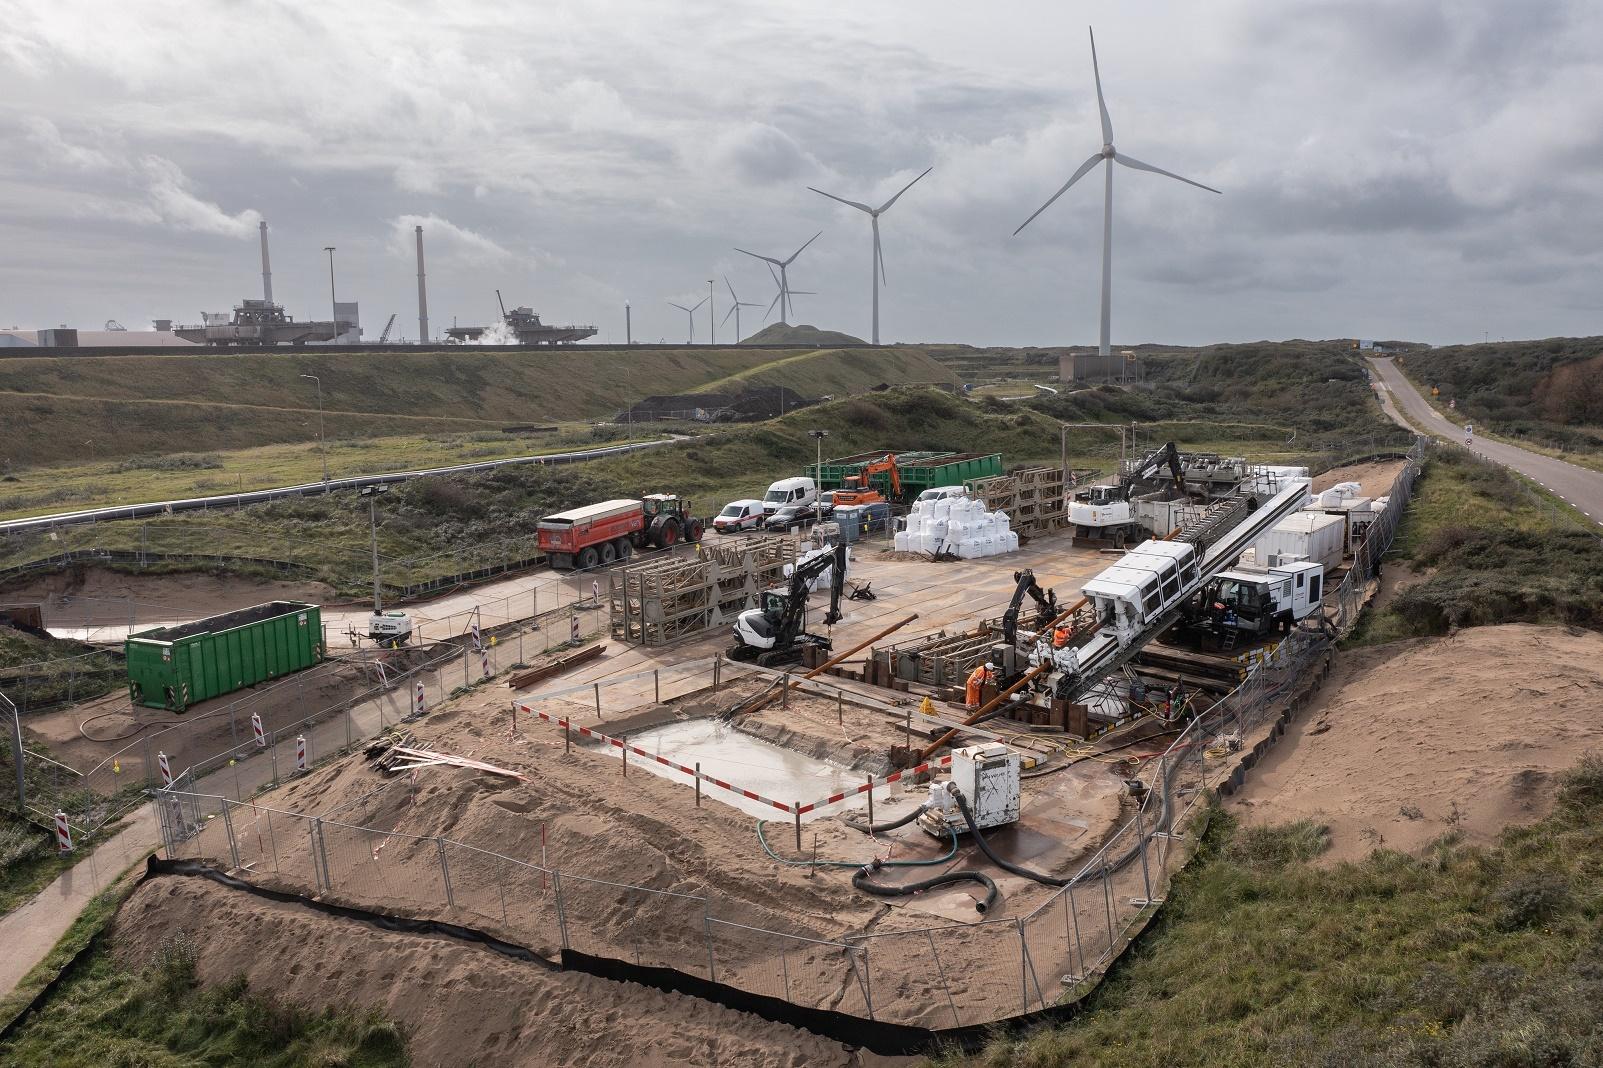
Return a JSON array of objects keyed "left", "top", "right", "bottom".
[
  {"left": 113, "top": 877, "right": 862, "bottom": 1068},
  {"left": 1232, "top": 623, "right": 1603, "bottom": 862}
]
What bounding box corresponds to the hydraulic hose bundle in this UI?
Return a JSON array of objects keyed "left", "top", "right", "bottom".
[
  {"left": 842, "top": 803, "right": 929, "bottom": 834},
  {"left": 852, "top": 858, "right": 998, "bottom": 914}
]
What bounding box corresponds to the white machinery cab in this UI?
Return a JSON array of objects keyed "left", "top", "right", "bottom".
[
  {"left": 732, "top": 589, "right": 790, "bottom": 651},
  {"left": 1069, "top": 484, "right": 1132, "bottom": 528},
  {"left": 1207, "top": 562, "right": 1324, "bottom": 633},
  {"left": 368, "top": 610, "right": 413, "bottom": 644},
  {"left": 1080, "top": 539, "right": 1201, "bottom": 642},
  {"left": 921, "top": 743, "right": 1022, "bottom": 836}
]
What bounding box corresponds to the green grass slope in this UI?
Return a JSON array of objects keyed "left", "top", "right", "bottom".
[
  {"left": 958, "top": 757, "right": 1603, "bottom": 1068},
  {"left": 0, "top": 346, "right": 939, "bottom": 469}
]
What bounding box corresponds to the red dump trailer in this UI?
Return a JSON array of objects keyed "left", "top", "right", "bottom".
[{"left": 537, "top": 494, "right": 704, "bottom": 570}]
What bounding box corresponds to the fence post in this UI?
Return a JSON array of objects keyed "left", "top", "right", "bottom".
[
  {"left": 694, "top": 762, "right": 701, "bottom": 807},
  {"left": 1066, "top": 884, "right": 1085, "bottom": 979},
  {"left": 310, "top": 817, "right": 325, "bottom": 892},
  {"left": 654, "top": 669, "right": 660, "bottom": 704},
  {"left": 552, "top": 871, "right": 571, "bottom": 951},
  {"left": 594, "top": 682, "right": 602, "bottom": 719},
  {"left": 220, "top": 800, "right": 242, "bottom": 871},
  {"left": 436, "top": 838, "right": 455, "bottom": 908},
  {"left": 703, "top": 905, "right": 717, "bottom": 981},
  {"left": 1101, "top": 863, "right": 1116, "bottom": 955},
  {"left": 1017, "top": 917, "right": 1029, "bottom": 1014},
  {"left": 860, "top": 946, "right": 875, "bottom": 1021},
  {"left": 1134, "top": 798, "right": 1154, "bottom": 905}
]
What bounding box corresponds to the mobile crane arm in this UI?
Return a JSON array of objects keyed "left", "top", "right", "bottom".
[{"left": 1000, "top": 569, "right": 1058, "bottom": 646}]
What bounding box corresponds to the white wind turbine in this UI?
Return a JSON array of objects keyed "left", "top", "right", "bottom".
[
  {"left": 733, "top": 232, "right": 821, "bottom": 326},
  {"left": 1014, "top": 27, "right": 1220, "bottom": 356},
  {"left": 721, "top": 275, "right": 764, "bottom": 343},
  {"left": 668, "top": 294, "right": 709, "bottom": 344},
  {"left": 762, "top": 263, "right": 816, "bottom": 323},
  {"left": 808, "top": 166, "right": 931, "bottom": 345}
]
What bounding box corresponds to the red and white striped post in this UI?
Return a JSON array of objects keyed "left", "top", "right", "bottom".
[
  {"left": 158, "top": 750, "right": 173, "bottom": 787},
  {"left": 481, "top": 649, "right": 491, "bottom": 679},
  {"left": 251, "top": 711, "right": 265, "bottom": 748},
  {"left": 54, "top": 811, "right": 72, "bottom": 853},
  {"left": 295, "top": 735, "right": 307, "bottom": 773},
  {"left": 414, "top": 680, "right": 426, "bottom": 717}
]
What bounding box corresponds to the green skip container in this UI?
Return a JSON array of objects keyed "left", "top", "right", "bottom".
[{"left": 126, "top": 601, "right": 323, "bottom": 711}]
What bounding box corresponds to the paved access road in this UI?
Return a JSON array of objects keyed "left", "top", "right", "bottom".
[{"left": 1369, "top": 357, "right": 1603, "bottom": 527}]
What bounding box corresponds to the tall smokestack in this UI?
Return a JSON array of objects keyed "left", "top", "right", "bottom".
[
  {"left": 415, "top": 225, "right": 429, "bottom": 344},
  {"left": 259, "top": 220, "right": 273, "bottom": 304}
]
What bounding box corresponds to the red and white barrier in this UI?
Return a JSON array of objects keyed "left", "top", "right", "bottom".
[
  {"left": 513, "top": 700, "right": 951, "bottom": 816},
  {"left": 470, "top": 618, "right": 483, "bottom": 650},
  {"left": 414, "top": 680, "right": 426, "bottom": 717},
  {"left": 296, "top": 734, "right": 307, "bottom": 773},
  {"left": 54, "top": 810, "right": 72, "bottom": 853},
  {"left": 158, "top": 749, "right": 172, "bottom": 787},
  {"left": 251, "top": 711, "right": 265, "bottom": 748},
  {"left": 481, "top": 650, "right": 491, "bottom": 679}
]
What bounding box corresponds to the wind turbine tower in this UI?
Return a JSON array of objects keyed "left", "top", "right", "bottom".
[
  {"left": 668, "top": 295, "right": 709, "bottom": 344},
  {"left": 808, "top": 166, "right": 930, "bottom": 345},
  {"left": 734, "top": 232, "right": 821, "bottom": 326},
  {"left": 1014, "top": 27, "right": 1220, "bottom": 356},
  {"left": 721, "top": 276, "right": 763, "bottom": 343}
]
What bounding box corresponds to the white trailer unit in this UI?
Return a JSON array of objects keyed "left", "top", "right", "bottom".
[{"left": 1253, "top": 511, "right": 1345, "bottom": 573}]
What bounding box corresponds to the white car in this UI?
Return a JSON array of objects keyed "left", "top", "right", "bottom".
[
  {"left": 917, "top": 485, "right": 968, "bottom": 504},
  {"left": 713, "top": 499, "right": 765, "bottom": 534}
]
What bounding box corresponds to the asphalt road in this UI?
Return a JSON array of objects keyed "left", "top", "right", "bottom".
[{"left": 1369, "top": 356, "right": 1603, "bottom": 528}]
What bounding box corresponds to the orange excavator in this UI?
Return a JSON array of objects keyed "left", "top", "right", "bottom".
[{"left": 833, "top": 454, "right": 902, "bottom": 506}]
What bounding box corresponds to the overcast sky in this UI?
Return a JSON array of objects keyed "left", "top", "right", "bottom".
[{"left": 3, "top": 1, "right": 1601, "bottom": 347}]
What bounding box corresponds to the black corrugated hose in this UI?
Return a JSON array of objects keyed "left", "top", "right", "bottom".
[
  {"left": 842, "top": 803, "right": 929, "bottom": 834},
  {"left": 851, "top": 857, "right": 999, "bottom": 914}
]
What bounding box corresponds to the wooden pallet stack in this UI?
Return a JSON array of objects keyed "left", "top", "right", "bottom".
[{"left": 607, "top": 536, "right": 797, "bottom": 647}]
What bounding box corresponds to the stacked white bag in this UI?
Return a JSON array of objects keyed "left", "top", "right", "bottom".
[{"left": 893, "top": 494, "right": 1019, "bottom": 557}]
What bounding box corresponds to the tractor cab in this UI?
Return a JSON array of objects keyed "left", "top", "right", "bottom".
[{"left": 643, "top": 493, "right": 691, "bottom": 517}]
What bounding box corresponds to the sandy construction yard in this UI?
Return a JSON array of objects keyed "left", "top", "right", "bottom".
[{"left": 1231, "top": 623, "right": 1603, "bottom": 862}]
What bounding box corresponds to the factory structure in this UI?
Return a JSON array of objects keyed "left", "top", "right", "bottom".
[{"left": 11, "top": 219, "right": 594, "bottom": 348}]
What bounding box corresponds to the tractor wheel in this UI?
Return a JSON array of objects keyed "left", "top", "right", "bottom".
[
  {"left": 651, "top": 516, "right": 681, "bottom": 549},
  {"left": 686, "top": 518, "right": 704, "bottom": 543},
  {"left": 599, "top": 541, "right": 617, "bottom": 565},
  {"left": 578, "top": 546, "right": 601, "bottom": 570},
  {"left": 613, "top": 537, "right": 633, "bottom": 561}
]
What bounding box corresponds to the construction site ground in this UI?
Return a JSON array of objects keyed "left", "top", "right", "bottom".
[{"left": 14, "top": 457, "right": 1450, "bottom": 1062}]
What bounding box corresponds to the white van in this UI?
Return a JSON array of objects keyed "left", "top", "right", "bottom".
[
  {"left": 916, "top": 485, "right": 968, "bottom": 504},
  {"left": 762, "top": 476, "right": 817, "bottom": 515},
  {"left": 713, "top": 499, "right": 765, "bottom": 534}
]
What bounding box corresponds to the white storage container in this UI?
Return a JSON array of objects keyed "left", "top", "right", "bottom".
[{"left": 1254, "top": 512, "right": 1345, "bottom": 573}]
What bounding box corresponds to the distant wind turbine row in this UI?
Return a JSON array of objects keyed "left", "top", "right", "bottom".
[{"left": 672, "top": 26, "right": 1216, "bottom": 349}]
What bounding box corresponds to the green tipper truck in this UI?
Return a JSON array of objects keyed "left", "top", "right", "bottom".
[{"left": 126, "top": 601, "right": 322, "bottom": 711}]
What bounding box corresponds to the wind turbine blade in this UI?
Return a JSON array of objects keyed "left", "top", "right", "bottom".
[
  {"left": 721, "top": 304, "right": 737, "bottom": 326},
  {"left": 668, "top": 302, "right": 690, "bottom": 312},
  {"left": 724, "top": 274, "right": 738, "bottom": 302},
  {"left": 691, "top": 295, "right": 708, "bottom": 312},
  {"left": 1089, "top": 27, "right": 1113, "bottom": 145},
  {"left": 767, "top": 262, "right": 782, "bottom": 289},
  {"left": 765, "top": 290, "right": 782, "bottom": 319},
  {"left": 784, "top": 230, "right": 823, "bottom": 265},
  {"left": 1012, "top": 154, "right": 1103, "bottom": 236},
  {"left": 875, "top": 165, "right": 932, "bottom": 213},
  {"left": 1113, "top": 153, "right": 1222, "bottom": 194},
  {"left": 807, "top": 187, "right": 874, "bottom": 214},
  {"left": 734, "top": 247, "right": 782, "bottom": 266}
]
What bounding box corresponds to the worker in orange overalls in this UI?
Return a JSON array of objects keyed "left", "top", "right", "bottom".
[
  {"left": 1052, "top": 625, "right": 1071, "bottom": 649},
  {"left": 965, "top": 663, "right": 994, "bottom": 709}
]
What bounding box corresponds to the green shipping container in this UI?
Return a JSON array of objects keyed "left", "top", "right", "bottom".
[
  {"left": 900, "top": 452, "right": 1004, "bottom": 495},
  {"left": 125, "top": 601, "right": 322, "bottom": 710},
  {"left": 813, "top": 450, "right": 956, "bottom": 490}
]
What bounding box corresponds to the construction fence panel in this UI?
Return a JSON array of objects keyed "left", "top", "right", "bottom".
[
  {"left": 556, "top": 873, "right": 712, "bottom": 977},
  {"left": 317, "top": 820, "right": 451, "bottom": 918},
  {"left": 438, "top": 841, "right": 564, "bottom": 958},
  {"left": 703, "top": 919, "right": 871, "bottom": 1017},
  {"left": 850, "top": 919, "right": 1028, "bottom": 1027}
]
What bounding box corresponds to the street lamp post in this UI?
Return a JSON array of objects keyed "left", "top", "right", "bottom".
[
  {"left": 323, "top": 246, "right": 338, "bottom": 343},
  {"left": 299, "top": 374, "right": 327, "bottom": 482},
  {"left": 808, "top": 429, "right": 830, "bottom": 485},
  {"left": 359, "top": 484, "right": 388, "bottom": 615}
]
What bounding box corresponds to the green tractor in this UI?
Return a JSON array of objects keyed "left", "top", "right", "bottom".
[{"left": 642, "top": 493, "right": 704, "bottom": 549}]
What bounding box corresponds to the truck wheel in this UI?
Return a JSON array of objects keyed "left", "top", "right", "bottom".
[
  {"left": 613, "top": 537, "right": 632, "bottom": 561},
  {"left": 651, "top": 516, "right": 681, "bottom": 549},
  {"left": 578, "top": 546, "right": 600, "bottom": 570},
  {"left": 599, "top": 541, "right": 617, "bottom": 565},
  {"left": 686, "top": 518, "right": 704, "bottom": 543}
]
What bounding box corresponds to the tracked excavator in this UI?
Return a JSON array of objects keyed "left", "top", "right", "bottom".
[
  {"left": 1068, "top": 441, "right": 1186, "bottom": 545},
  {"left": 729, "top": 542, "right": 847, "bottom": 667}
]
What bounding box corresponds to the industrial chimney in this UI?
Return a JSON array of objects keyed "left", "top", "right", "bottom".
[
  {"left": 259, "top": 220, "right": 273, "bottom": 304},
  {"left": 415, "top": 225, "right": 429, "bottom": 344}
]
